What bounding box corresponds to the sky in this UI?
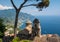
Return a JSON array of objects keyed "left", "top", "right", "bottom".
[{"left": 0, "top": 0, "right": 60, "bottom": 16}]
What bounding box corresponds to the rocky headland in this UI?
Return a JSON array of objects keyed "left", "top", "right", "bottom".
[{"left": 33, "top": 34, "right": 60, "bottom": 42}]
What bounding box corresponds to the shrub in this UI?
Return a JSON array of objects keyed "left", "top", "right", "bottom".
[
  {"left": 20, "top": 40, "right": 31, "bottom": 42},
  {"left": 0, "top": 39, "right": 2, "bottom": 42},
  {"left": 12, "top": 37, "right": 20, "bottom": 42},
  {"left": 0, "top": 18, "right": 6, "bottom": 38}
]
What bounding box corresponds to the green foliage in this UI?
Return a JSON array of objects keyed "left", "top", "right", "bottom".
[
  {"left": 12, "top": 37, "right": 20, "bottom": 42},
  {"left": 0, "top": 18, "right": 6, "bottom": 38},
  {"left": 37, "top": 0, "right": 50, "bottom": 11},
  {"left": 20, "top": 40, "right": 31, "bottom": 42},
  {"left": 0, "top": 38, "right": 2, "bottom": 42},
  {"left": 12, "top": 37, "right": 31, "bottom": 42}
]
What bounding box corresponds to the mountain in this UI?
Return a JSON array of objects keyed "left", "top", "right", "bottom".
[{"left": 0, "top": 9, "right": 35, "bottom": 28}]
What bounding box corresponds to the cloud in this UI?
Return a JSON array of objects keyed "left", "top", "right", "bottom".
[{"left": 0, "top": 4, "right": 13, "bottom": 10}]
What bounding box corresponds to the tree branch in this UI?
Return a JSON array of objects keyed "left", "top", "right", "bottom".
[
  {"left": 23, "top": 4, "right": 37, "bottom": 7},
  {"left": 18, "top": 0, "right": 27, "bottom": 11},
  {"left": 10, "top": 0, "right": 17, "bottom": 10}
]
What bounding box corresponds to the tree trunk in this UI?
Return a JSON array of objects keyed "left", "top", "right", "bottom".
[
  {"left": 10, "top": 0, "right": 27, "bottom": 38},
  {"left": 14, "top": 10, "right": 20, "bottom": 38}
]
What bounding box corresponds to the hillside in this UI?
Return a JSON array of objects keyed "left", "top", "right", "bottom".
[{"left": 0, "top": 9, "right": 35, "bottom": 28}]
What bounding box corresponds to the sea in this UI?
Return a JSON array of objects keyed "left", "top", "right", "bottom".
[{"left": 36, "top": 16, "right": 60, "bottom": 35}]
